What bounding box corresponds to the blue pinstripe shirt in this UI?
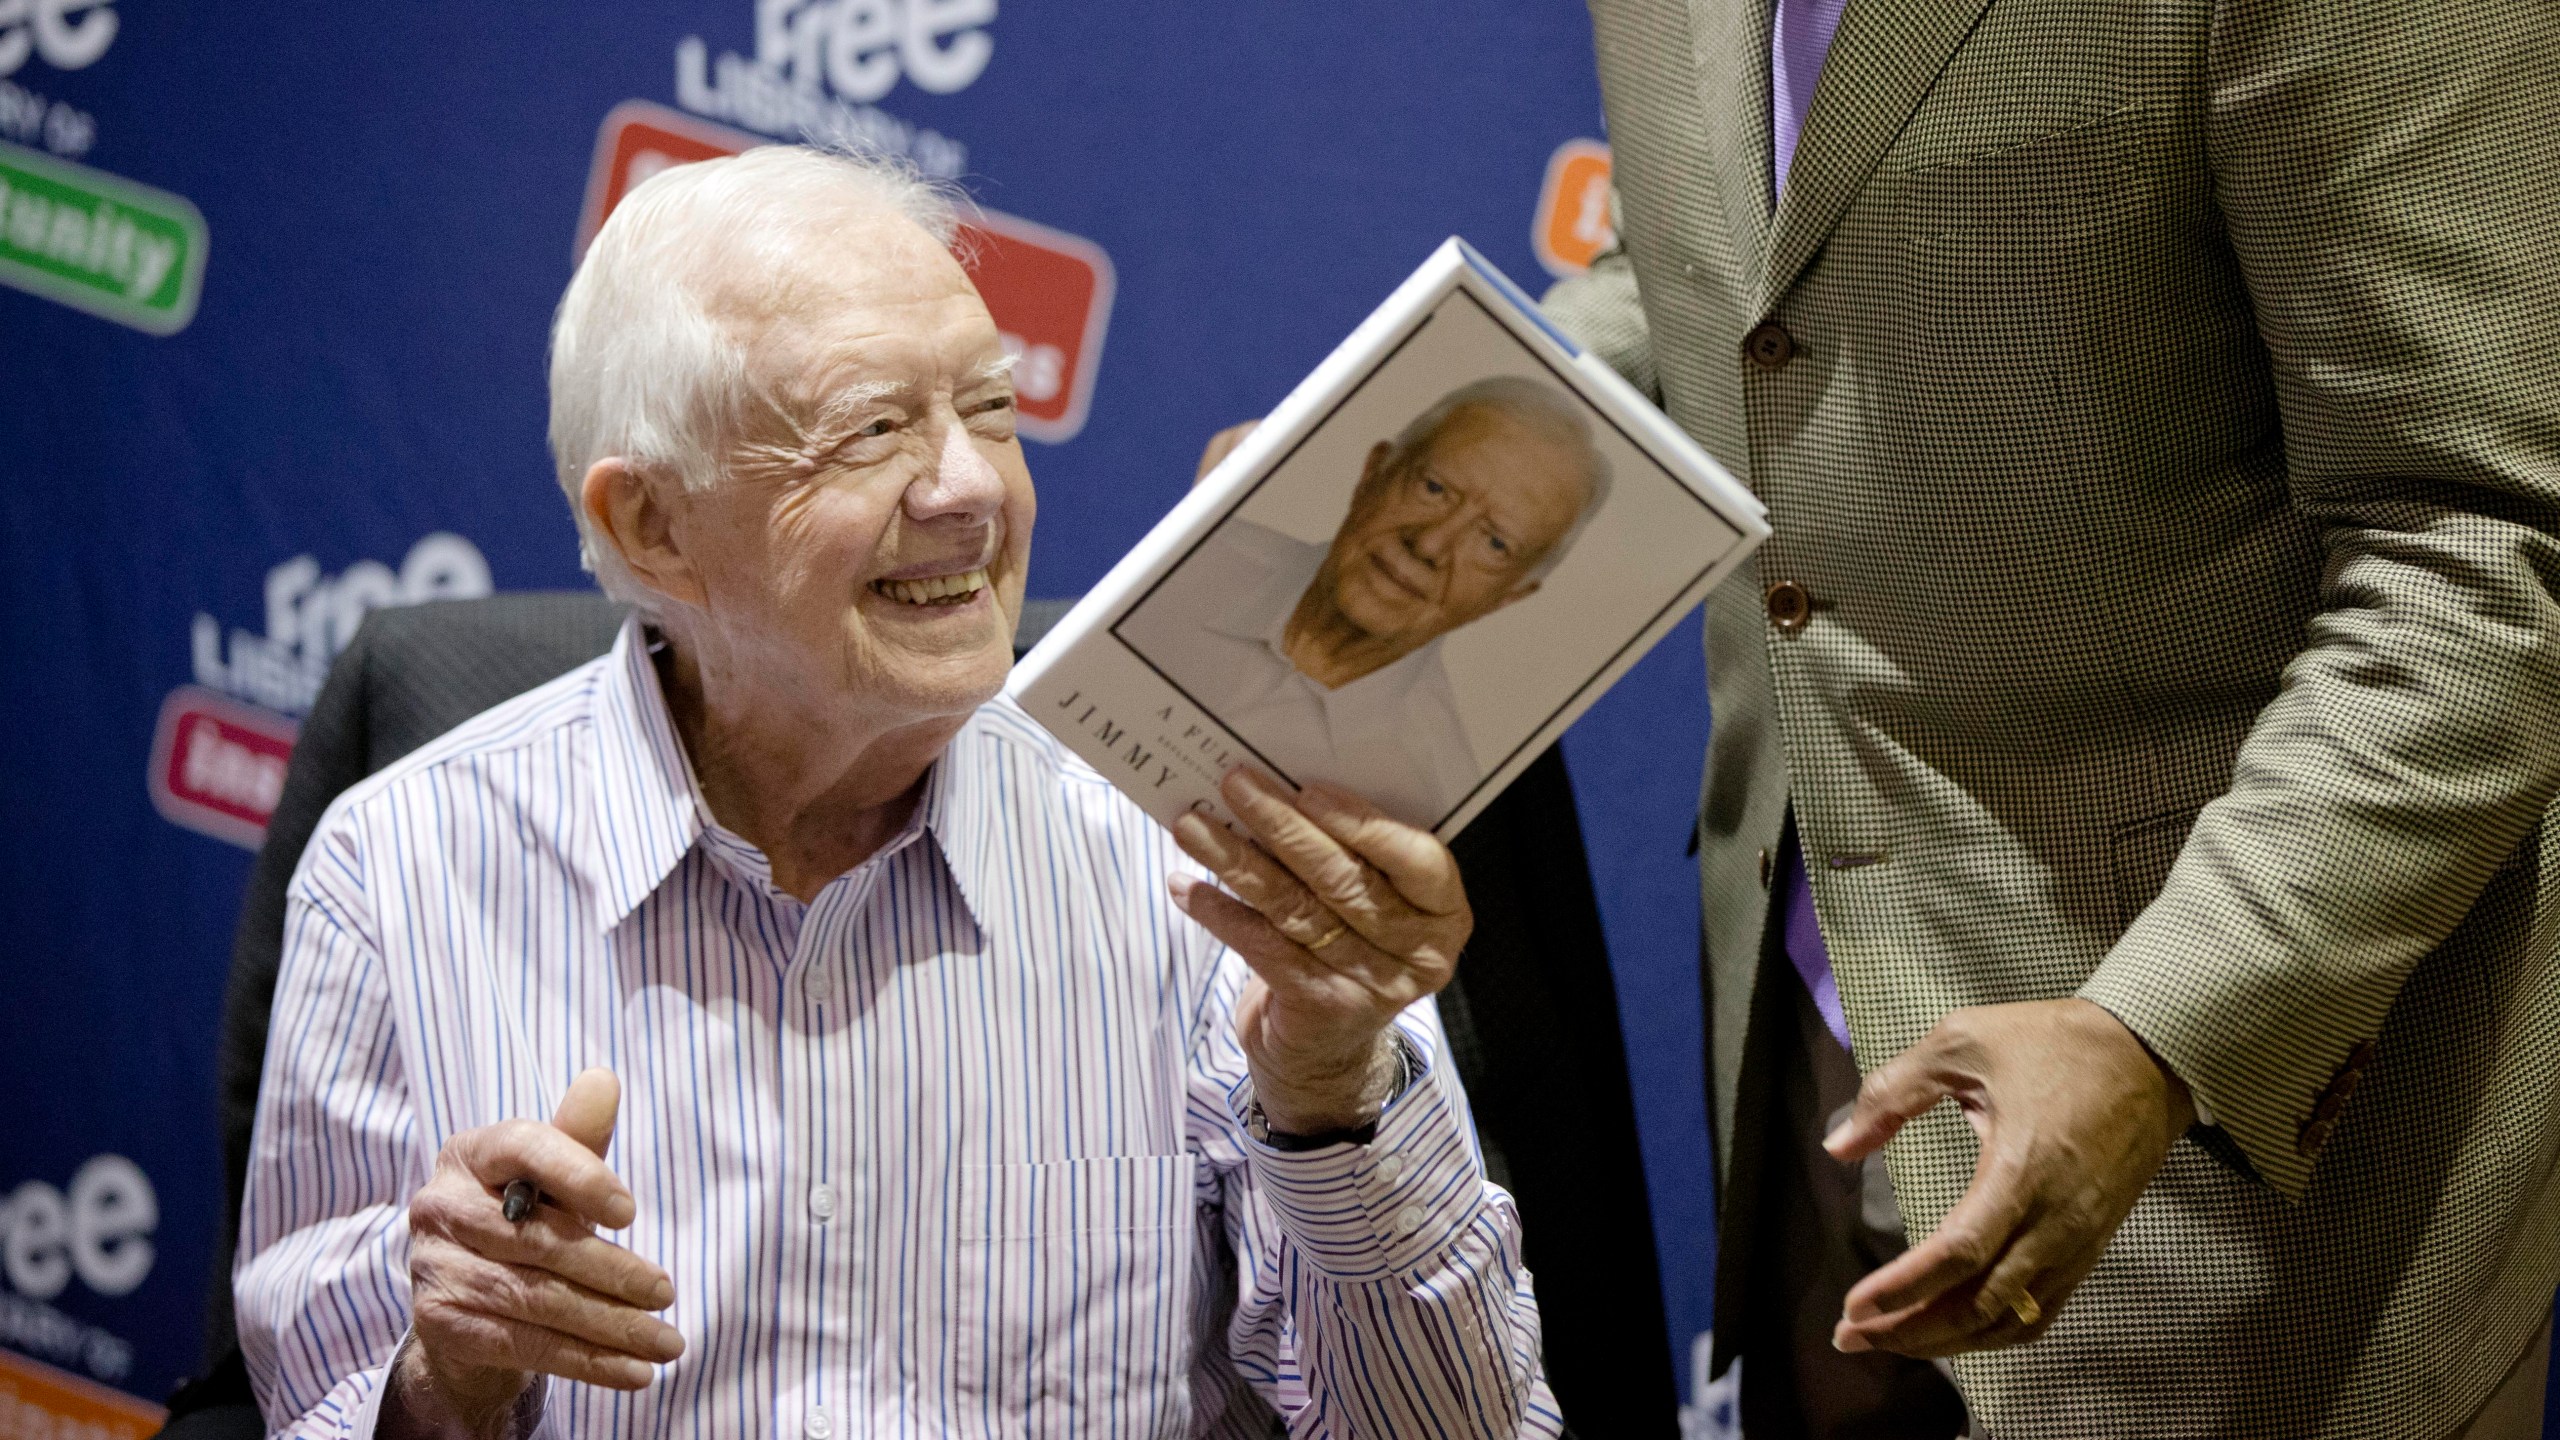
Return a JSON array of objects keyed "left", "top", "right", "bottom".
[{"left": 237, "top": 618, "right": 1561, "bottom": 1440}]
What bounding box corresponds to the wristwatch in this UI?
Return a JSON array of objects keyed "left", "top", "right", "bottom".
[{"left": 1245, "top": 1033, "right": 1416, "bottom": 1152}]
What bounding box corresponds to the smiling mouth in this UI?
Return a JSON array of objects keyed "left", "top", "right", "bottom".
[
  {"left": 872, "top": 568, "right": 991, "bottom": 607},
  {"left": 1365, "top": 551, "right": 1432, "bottom": 602}
]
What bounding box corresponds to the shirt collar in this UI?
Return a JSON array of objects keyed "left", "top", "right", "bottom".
[
  {"left": 589, "top": 617, "right": 706, "bottom": 933},
  {"left": 1205, "top": 531, "right": 1325, "bottom": 645},
  {"left": 913, "top": 702, "right": 1002, "bottom": 931},
  {"left": 588, "top": 613, "right": 995, "bottom": 935}
]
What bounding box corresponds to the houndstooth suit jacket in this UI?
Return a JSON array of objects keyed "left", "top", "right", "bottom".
[{"left": 1542, "top": 0, "right": 2560, "bottom": 1431}]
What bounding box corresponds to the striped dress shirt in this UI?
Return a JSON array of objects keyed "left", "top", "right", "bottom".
[{"left": 236, "top": 617, "right": 1560, "bottom": 1440}]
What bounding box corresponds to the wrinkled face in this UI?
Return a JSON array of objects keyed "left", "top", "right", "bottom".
[
  {"left": 1319, "top": 405, "right": 1591, "bottom": 648},
  {"left": 667, "top": 210, "right": 1033, "bottom": 727}
]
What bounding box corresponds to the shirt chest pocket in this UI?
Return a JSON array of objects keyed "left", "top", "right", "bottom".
[
  {"left": 1892, "top": 105, "right": 2143, "bottom": 243},
  {"left": 949, "top": 1154, "right": 1201, "bottom": 1436}
]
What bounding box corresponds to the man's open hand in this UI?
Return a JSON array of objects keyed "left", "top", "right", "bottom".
[
  {"left": 1168, "top": 768, "right": 1469, "bottom": 1134},
  {"left": 1826, "top": 998, "right": 2195, "bottom": 1357},
  {"left": 391, "top": 1069, "right": 684, "bottom": 1436}
]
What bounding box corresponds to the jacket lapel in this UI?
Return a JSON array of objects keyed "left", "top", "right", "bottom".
[
  {"left": 1755, "top": 0, "right": 1998, "bottom": 313},
  {"left": 1686, "top": 0, "right": 1777, "bottom": 300}
]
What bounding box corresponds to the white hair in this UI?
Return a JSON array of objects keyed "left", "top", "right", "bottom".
[
  {"left": 1387, "top": 375, "right": 1614, "bottom": 581},
  {"left": 546, "top": 145, "right": 962, "bottom": 606}
]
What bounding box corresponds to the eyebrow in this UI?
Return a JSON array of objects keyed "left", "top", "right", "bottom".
[
  {"left": 805, "top": 378, "right": 904, "bottom": 427},
  {"left": 967, "top": 352, "right": 1019, "bottom": 388}
]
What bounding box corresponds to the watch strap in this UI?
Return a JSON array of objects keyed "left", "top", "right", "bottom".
[{"left": 1245, "top": 1033, "right": 1416, "bottom": 1151}]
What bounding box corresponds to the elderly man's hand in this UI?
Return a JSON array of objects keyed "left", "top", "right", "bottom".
[
  {"left": 389, "top": 1070, "right": 683, "bottom": 1438},
  {"left": 1825, "top": 998, "right": 2196, "bottom": 1357},
  {"left": 1168, "top": 768, "right": 1469, "bottom": 1134}
]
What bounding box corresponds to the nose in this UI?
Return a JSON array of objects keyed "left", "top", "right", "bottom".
[
  {"left": 905, "top": 417, "right": 1007, "bottom": 526},
  {"left": 1405, "top": 505, "right": 1476, "bottom": 565}
]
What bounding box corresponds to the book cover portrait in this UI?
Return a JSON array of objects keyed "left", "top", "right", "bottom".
[{"left": 1113, "top": 288, "right": 1743, "bottom": 832}]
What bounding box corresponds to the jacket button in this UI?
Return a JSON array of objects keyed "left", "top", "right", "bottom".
[
  {"left": 1757, "top": 848, "right": 1773, "bottom": 889},
  {"left": 2296, "top": 1118, "right": 2336, "bottom": 1157},
  {"left": 1744, "top": 321, "right": 1797, "bottom": 370},
  {"left": 1765, "top": 580, "right": 1812, "bottom": 633}
]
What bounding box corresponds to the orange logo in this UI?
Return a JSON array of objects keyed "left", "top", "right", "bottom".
[
  {"left": 0, "top": 1350, "right": 165, "bottom": 1440},
  {"left": 1532, "top": 139, "right": 1614, "bottom": 276}
]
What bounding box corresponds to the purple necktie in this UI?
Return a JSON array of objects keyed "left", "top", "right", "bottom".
[
  {"left": 1771, "top": 0, "right": 1850, "bottom": 196},
  {"left": 1770, "top": 0, "right": 1854, "bottom": 1051},
  {"left": 1779, "top": 831, "right": 1851, "bottom": 1052}
]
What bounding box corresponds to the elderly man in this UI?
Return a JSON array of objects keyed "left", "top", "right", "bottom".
[
  {"left": 234, "top": 145, "right": 1559, "bottom": 1440},
  {"left": 1125, "top": 378, "right": 1609, "bottom": 825}
]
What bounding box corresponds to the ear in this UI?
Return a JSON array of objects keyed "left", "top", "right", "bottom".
[
  {"left": 582, "top": 458, "right": 708, "bottom": 610},
  {"left": 1357, "top": 440, "right": 1395, "bottom": 492}
]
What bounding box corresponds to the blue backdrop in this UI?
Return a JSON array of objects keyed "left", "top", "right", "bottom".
[{"left": 0, "top": 0, "right": 1722, "bottom": 1419}]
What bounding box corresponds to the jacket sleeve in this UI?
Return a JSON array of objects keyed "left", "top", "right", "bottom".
[
  {"left": 2078, "top": 0, "right": 2560, "bottom": 1197},
  {"left": 1537, "top": 229, "right": 1661, "bottom": 404}
]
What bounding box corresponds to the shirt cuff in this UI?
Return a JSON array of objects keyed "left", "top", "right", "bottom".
[
  {"left": 348, "top": 1334, "right": 548, "bottom": 1440},
  {"left": 1232, "top": 1015, "right": 1489, "bottom": 1284}
]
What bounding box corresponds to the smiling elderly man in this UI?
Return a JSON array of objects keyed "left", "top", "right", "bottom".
[
  {"left": 233, "top": 145, "right": 1559, "bottom": 1440},
  {"left": 1126, "top": 379, "right": 1610, "bottom": 825}
]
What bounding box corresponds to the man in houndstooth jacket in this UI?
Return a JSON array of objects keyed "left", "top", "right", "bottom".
[{"left": 1541, "top": 0, "right": 2560, "bottom": 1434}]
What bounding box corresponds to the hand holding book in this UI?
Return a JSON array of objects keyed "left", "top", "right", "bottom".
[{"left": 1166, "top": 767, "right": 1470, "bottom": 1135}]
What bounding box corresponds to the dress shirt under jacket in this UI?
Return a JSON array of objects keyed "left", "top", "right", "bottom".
[{"left": 235, "top": 617, "right": 1558, "bottom": 1440}]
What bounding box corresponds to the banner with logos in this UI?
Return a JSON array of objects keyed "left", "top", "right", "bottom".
[{"left": 0, "top": 0, "right": 1712, "bottom": 1422}]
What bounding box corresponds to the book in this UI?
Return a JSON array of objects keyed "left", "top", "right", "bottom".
[{"left": 1007, "top": 238, "right": 1769, "bottom": 841}]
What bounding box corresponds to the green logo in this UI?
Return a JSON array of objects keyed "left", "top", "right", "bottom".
[{"left": 0, "top": 140, "right": 206, "bottom": 336}]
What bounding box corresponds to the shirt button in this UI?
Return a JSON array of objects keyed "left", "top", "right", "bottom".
[
  {"left": 804, "top": 968, "right": 833, "bottom": 1003},
  {"left": 1765, "top": 580, "right": 1812, "bottom": 633},
  {"left": 1757, "top": 848, "right": 1773, "bottom": 889},
  {"left": 809, "top": 1184, "right": 837, "bottom": 1222},
  {"left": 1375, "top": 1153, "right": 1407, "bottom": 1184},
  {"left": 1743, "top": 320, "right": 1797, "bottom": 370},
  {"left": 1393, "top": 1205, "right": 1425, "bottom": 1236},
  {"left": 804, "top": 1408, "right": 832, "bottom": 1440}
]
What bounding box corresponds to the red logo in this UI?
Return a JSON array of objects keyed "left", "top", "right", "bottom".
[
  {"left": 148, "top": 686, "right": 297, "bottom": 849},
  {"left": 960, "top": 210, "right": 1113, "bottom": 443},
  {"left": 576, "top": 99, "right": 1115, "bottom": 443},
  {"left": 574, "top": 100, "right": 767, "bottom": 261},
  {"left": 1532, "top": 138, "right": 1615, "bottom": 276}
]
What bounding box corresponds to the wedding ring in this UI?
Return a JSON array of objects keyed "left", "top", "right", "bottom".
[
  {"left": 1303, "top": 921, "right": 1348, "bottom": 952},
  {"left": 2009, "top": 1291, "right": 2042, "bottom": 1327}
]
